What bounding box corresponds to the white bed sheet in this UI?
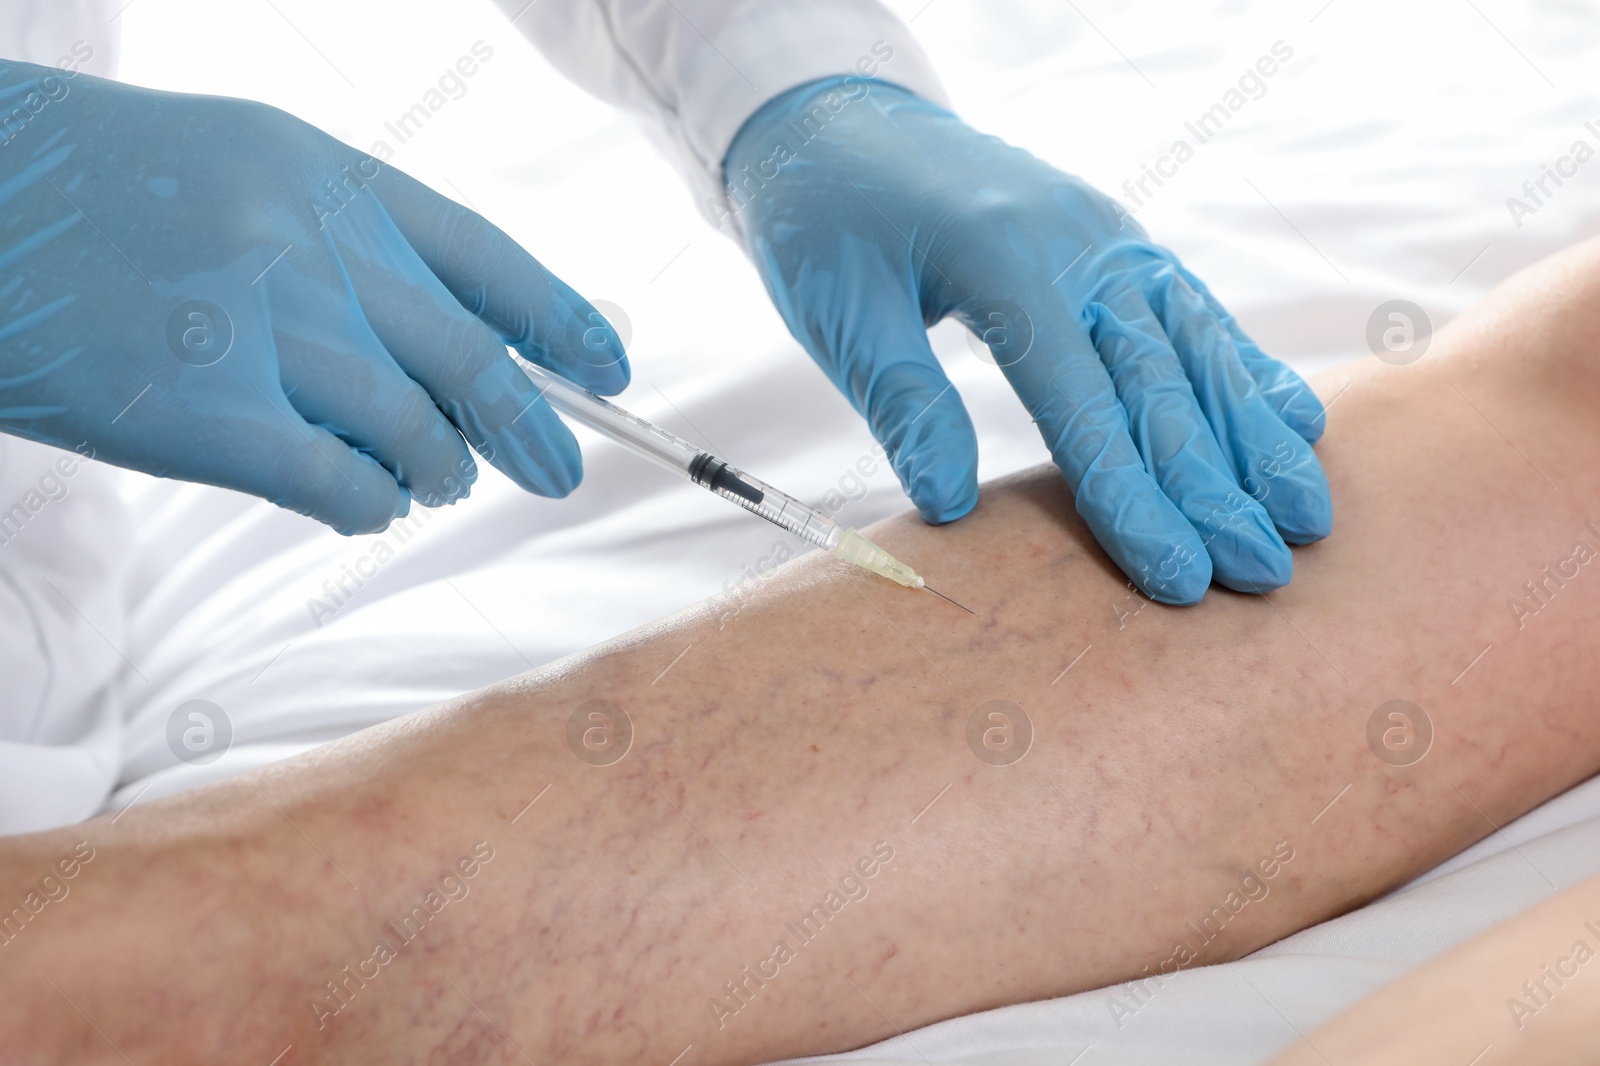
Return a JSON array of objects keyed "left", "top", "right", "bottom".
[{"left": 68, "top": 0, "right": 1600, "bottom": 1061}]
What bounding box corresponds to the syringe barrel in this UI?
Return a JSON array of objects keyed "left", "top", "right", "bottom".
[
  {"left": 521, "top": 360, "right": 701, "bottom": 478},
  {"left": 519, "top": 359, "right": 844, "bottom": 551},
  {"left": 697, "top": 461, "right": 843, "bottom": 551}
]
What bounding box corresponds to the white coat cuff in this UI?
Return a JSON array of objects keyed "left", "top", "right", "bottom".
[{"left": 674, "top": 2, "right": 948, "bottom": 231}]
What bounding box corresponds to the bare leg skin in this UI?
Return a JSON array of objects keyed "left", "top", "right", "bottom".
[
  {"left": 1269, "top": 870, "right": 1600, "bottom": 1065},
  {"left": 5, "top": 238, "right": 1600, "bottom": 1065}
]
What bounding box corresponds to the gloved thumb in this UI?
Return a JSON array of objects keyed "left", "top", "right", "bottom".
[{"left": 220, "top": 392, "right": 409, "bottom": 535}]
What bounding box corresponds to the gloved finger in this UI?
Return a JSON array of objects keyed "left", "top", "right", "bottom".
[
  {"left": 1084, "top": 286, "right": 1293, "bottom": 593},
  {"left": 273, "top": 313, "right": 476, "bottom": 510},
  {"left": 1170, "top": 260, "right": 1326, "bottom": 443},
  {"left": 223, "top": 383, "right": 409, "bottom": 536},
  {"left": 979, "top": 291, "right": 1212, "bottom": 605},
  {"left": 782, "top": 257, "right": 977, "bottom": 523},
  {"left": 366, "top": 163, "right": 628, "bottom": 395},
  {"left": 332, "top": 213, "right": 585, "bottom": 499},
  {"left": 1147, "top": 269, "right": 1333, "bottom": 545},
  {"left": 863, "top": 350, "right": 979, "bottom": 525}
]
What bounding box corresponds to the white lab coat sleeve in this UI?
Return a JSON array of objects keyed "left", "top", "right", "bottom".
[{"left": 492, "top": 0, "right": 949, "bottom": 229}]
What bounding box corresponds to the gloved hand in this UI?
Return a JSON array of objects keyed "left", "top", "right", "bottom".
[
  {"left": 0, "top": 61, "right": 627, "bottom": 534},
  {"left": 724, "top": 78, "right": 1331, "bottom": 604}
]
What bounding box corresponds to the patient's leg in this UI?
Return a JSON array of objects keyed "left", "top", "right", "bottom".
[
  {"left": 8, "top": 239, "right": 1600, "bottom": 1066},
  {"left": 1270, "top": 868, "right": 1600, "bottom": 1064}
]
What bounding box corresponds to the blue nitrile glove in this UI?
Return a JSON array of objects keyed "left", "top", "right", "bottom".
[
  {"left": 724, "top": 78, "right": 1331, "bottom": 604},
  {"left": 0, "top": 61, "right": 627, "bottom": 535}
]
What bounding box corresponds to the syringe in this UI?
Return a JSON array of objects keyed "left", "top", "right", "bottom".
[{"left": 518, "top": 359, "right": 955, "bottom": 598}]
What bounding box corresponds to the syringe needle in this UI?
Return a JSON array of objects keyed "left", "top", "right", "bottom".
[{"left": 922, "top": 584, "right": 975, "bottom": 615}]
